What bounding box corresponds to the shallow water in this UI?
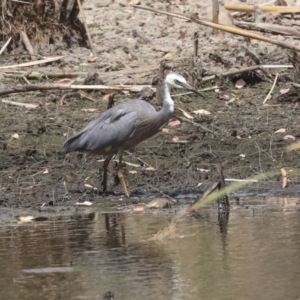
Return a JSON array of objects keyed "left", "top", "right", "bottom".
[{"left": 1, "top": 198, "right": 300, "bottom": 300}]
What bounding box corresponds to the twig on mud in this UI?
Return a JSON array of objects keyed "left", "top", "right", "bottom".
[
  {"left": 133, "top": 5, "right": 300, "bottom": 51},
  {"left": 0, "top": 37, "right": 12, "bottom": 56},
  {"left": 2, "top": 99, "right": 38, "bottom": 108},
  {"left": 78, "top": 90, "right": 97, "bottom": 102},
  {"left": 0, "top": 83, "right": 154, "bottom": 96},
  {"left": 59, "top": 183, "right": 73, "bottom": 199},
  {"left": 0, "top": 56, "right": 64, "bottom": 70},
  {"left": 291, "top": 83, "right": 300, "bottom": 88},
  {"left": 76, "top": 0, "right": 97, "bottom": 59},
  {"left": 135, "top": 157, "right": 152, "bottom": 168},
  {"left": 224, "top": 178, "right": 258, "bottom": 182},
  {"left": 202, "top": 65, "right": 292, "bottom": 82},
  {"left": 165, "top": 140, "right": 189, "bottom": 144},
  {"left": 21, "top": 75, "right": 31, "bottom": 85},
  {"left": 263, "top": 72, "right": 279, "bottom": 104},
  {"left": 177, "top": 116, "right": 217, "bottom": 136},
  {"left": 260, "top": 64, "right": 293, "bottom": 69}
]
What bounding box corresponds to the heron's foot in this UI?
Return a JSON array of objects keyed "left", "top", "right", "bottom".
[{"left": 117, "top": 169, "right": 130, "bottom": 198}]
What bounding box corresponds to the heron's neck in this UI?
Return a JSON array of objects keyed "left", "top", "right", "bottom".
[{"left": 159, "top": 80, "right": 174, "bottom": 122}]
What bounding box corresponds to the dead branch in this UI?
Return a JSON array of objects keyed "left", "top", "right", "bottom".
[
  {"left": 235, "top": 21, "right": 300, "bottom": 37},
  {"left": 0, "top": 56, "right": 64, "bottom": 70},
  {"left": 3, "top": 65, "right": 159, "bottom": 83},
  {"left": 201, "top": 64, "right": 293, "bottom": 82},
  {"left": 133, "top": 5, "right": 300, "bottom": 52},
  {"left": 0, "top": 83, "right": 154, "bottom": 96}
]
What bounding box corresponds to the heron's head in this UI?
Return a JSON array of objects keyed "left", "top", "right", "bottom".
[
  {"left": 165, "top": 72, "right": 203, "bottom": 97},
  {"left": 165, "top": 72, "right": 190, "bottom": 89}
]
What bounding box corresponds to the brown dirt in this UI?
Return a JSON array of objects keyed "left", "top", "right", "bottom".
[{"left": 1, "top": 0, "right": 300, "bottom": 212}]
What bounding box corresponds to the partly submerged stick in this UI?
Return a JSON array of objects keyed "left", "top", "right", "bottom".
[{"left": 178, "top": 169, "right": 279, "bottom": 216}]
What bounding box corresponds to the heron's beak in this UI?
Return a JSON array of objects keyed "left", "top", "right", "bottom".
[{"left": 179, "top": 82, "right": 205, "bottom": 97}]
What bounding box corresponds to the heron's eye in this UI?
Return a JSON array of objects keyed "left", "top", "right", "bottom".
[{"left": 174, "top": 79, "right": 181, "bottom": 86}]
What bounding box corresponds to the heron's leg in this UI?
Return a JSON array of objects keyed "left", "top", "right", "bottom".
[
  {"left": 101, "top": 154, "right": 113, "bottom": 193},
  {"left": 117, "top": 150, "right": 130, "bottom": 198}
]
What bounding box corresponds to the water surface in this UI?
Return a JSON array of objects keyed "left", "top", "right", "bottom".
[{"left": 1, "top": 197, "right": 300, "bottom": 300}]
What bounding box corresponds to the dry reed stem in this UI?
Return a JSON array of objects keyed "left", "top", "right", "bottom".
[
  {"left": 133, "top": 5, "right": 300, "bottom": 52},
  {"left": 225, "top": 4, "right": 300, "bottom": 14},
  {"left": 212, "top": 0, "right": 219, "bottom": 35},
  {"left": 76, "top": 0, "right": 97, "bottom": 59}
]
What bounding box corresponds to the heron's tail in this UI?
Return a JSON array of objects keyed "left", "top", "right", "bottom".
[{"left": 63, "top": 131, "right": 88, "bottom": 153}]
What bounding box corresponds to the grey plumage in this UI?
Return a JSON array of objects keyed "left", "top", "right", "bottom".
[
  {"left": 63, "top": 72, "right": 203, "bottom": 197},
  {"left": 63, "top": 100, "right": 166, "bottom": 155}
]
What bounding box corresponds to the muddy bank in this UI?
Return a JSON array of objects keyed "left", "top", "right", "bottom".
[{"left": 1, "top": 0, "right": 300, "bottom": 211}]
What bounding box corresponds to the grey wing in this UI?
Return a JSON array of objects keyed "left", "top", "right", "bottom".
[{"left": 63, "top": 107, "right": 138, "bottom": 153}]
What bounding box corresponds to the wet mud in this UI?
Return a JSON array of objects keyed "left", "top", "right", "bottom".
[{"left": 1, "top": 0, "right": 300, "bottom": 212}]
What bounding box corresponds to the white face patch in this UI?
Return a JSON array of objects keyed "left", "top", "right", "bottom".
[{"left": 165, "top": 72, "right": 187, "bottom": 89}]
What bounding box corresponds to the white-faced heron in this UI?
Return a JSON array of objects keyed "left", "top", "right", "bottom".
[{"left": 63, "top": 71, "right": 203, "bottom": 197}]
